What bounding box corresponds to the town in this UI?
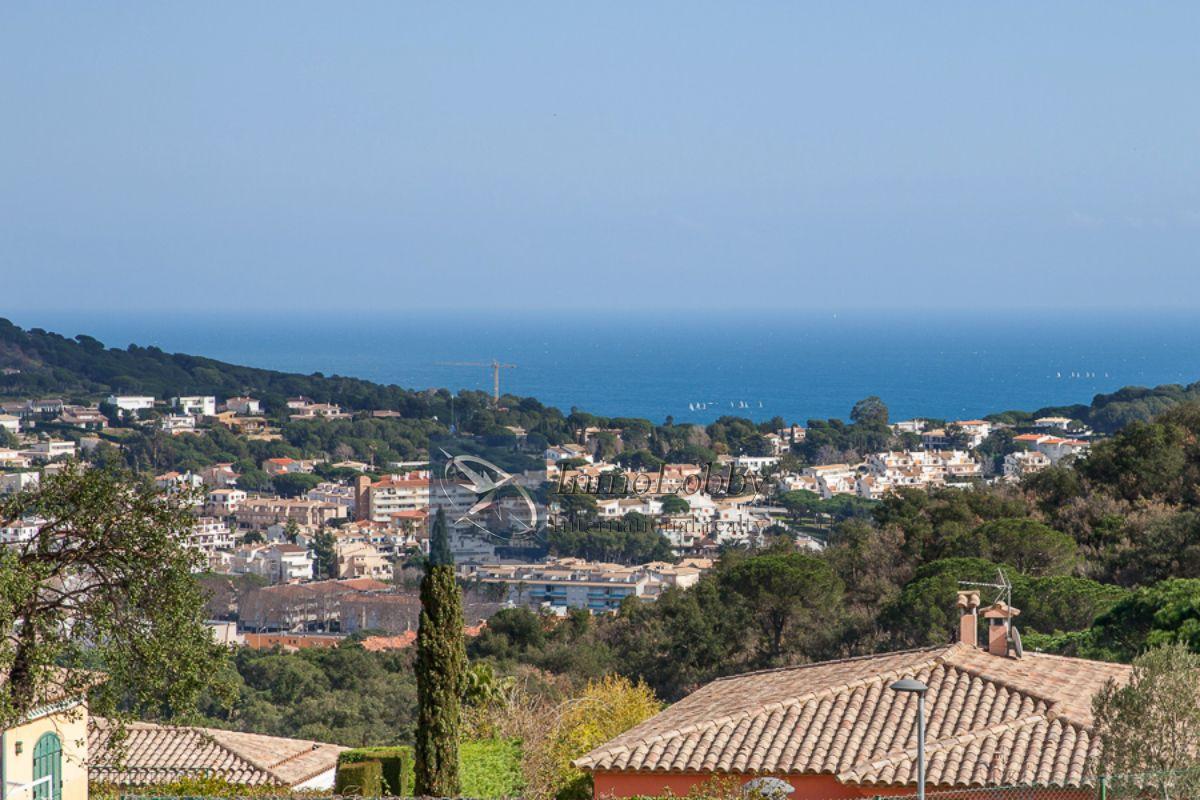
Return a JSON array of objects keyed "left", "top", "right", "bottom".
[{"left": 3, "top": 390, "right": 1093, "bottom": 636}]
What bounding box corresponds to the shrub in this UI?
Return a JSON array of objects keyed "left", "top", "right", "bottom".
[
  {"left": 334, "top": 759, "right": 383, "bottom": 797},
  {"left": 341, "top": 740, "right": 523, "bottom": 798},
  {"left": 339, "top": 747, "right": 411, "bottom": 796}
]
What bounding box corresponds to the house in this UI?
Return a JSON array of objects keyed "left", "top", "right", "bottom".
[
  {"left": 1034, "top": 416, "right": 1075, "bottom": 430},
  {"left": 172, "top": 395, "right": 217, "bottom": 416},
  {"left": 57, "top": 406, "right": 107, "bottom": 430},
  {"left": 21, "top": 440, "right": 76, "bottom": 461},
  {"left": 576, "top": 593, "right": 1130, "bottom": 800},
  {"left": 545, "top": 443, "right": 592, "bottom": 464},
  {"left": 335, "top": 541, "right": 393, "bottom": 581},
  {"left": 189, "top": 516, "right": 236, "bottom": 554},
  {"left": 235, "top": 498, "right": 340, "bottom": 531},
  {"left": 105, "top": 395, "right": 155, "bottom": 415},
  {"left": 204, "top": 487, "right": 247, "bottom": 516},
  {"left": 0, "top": 471, "right": 40, "bottom": 495},
  {"left": 215, "top": 543, "right": 314, "bottom": 583},
  {"left": 0, "top": 449, "right": 33, "bottom": 469},
  {"left": 88, "top": 717, "right": 344, "bottom": 789},
  {"left": 224, "top": 396, "right": 262, "bottom": 415},
  {"left": 261, "top": 457, "right": 317, "bottom": 476},
  {"left": 1003, "top": 449, "right": 1051, "bottom": 480},
  {"left": 306, "top": 481, "right": 357, "bottom": 516},
  {"left": 1, "top": 515, "right": 44, "bottom": 544},
  {"left": 199, "top": 463, "right": 240, "bottom": 488},
  {"left": 0, "top": 679, "right": 90, "bottom": 800},
  {"left": 951, "top": 419, "right": 992, "bottom": 447},
  {"left": 160, "top": 413, "right": 197, "bottom": 433},
  {"left": 733, "top": 455, "right": 779, "bottom": 474},
  {"left": 0, "top": 413, "right": 21, "bottom": 435}
]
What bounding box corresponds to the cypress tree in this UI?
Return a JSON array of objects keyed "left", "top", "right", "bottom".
[{"left": 414, "top": 507, "right": 465, "bottom": 796}]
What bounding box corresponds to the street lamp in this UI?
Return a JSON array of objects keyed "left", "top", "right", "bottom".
[{"left": 890, "top": 678, "right": 928, "bottom": 800}]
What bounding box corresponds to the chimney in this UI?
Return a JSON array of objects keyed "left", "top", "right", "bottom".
[
  {"left": 956, "top": 590, "right": 980, "bottom": 647},
  {"left": 981, "top": 601, "right": 1021, "bottom": 657}
]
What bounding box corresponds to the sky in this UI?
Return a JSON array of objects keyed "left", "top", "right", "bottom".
[{"left": 2, "top": 3, "right": 1199, "bottom": 313}]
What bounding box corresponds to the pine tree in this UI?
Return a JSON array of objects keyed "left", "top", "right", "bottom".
[
  {"left": 312, "top": 527, "right": 336, "bottom": 579},
  {"left": 414, "top": 507, "right": 465, "bottom": 795}
]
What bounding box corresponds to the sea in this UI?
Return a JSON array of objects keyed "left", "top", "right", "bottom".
[{"left": 9, "top": 310, "right": 1200, "bottom": 426}]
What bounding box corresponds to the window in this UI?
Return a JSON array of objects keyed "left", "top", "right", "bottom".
[{"left": 32, "top": 732, "right": 62, "bottom": 800}]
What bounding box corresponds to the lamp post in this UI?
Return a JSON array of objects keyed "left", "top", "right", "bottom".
[{"left": 890, "top": 678, "right": 928, "bottom": 800}]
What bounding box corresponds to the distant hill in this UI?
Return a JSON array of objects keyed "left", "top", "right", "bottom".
[{"left": 0, "top": 317, "right": 440, "bottom": 417}]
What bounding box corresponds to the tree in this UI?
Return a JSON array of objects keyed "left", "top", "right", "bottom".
[
  {"left": 850, "top": 396, "right": 889, "bottom": 427},
  {"left": 272, "top": 471, "right": 321, "bottom": 498},
  {"left": 540, "top": 675, "right": 661, "bottom": 800},
  {"left": 719, "top": 553, "right": 844, "bottom": 663},
  {"left": 659, "top": 494, "right": 690, "bottom": 515},
  {"left": 1093, "top": 644, "right": 1200, "bottom": 795},
  {"left": 312, "top": 528, "right": 337, "bottom": 579},
  {"left": 414, "top": 508, "right": 466, "bottom": 796},
  {"left": 0, "top": 464, "right": 231, "bottom": 730},
  {"left": 958, "top": 518, "right": 1078, "bottom": 576}
]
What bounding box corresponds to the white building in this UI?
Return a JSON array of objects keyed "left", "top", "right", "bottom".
[
  {"left": 0, "top": 414, "right": 21, "bottom": 435},
  {"left": 0, "top": 471, "right": 40, "bottom": 495},
  {"left": 173, "top": 396, "right": 217, "bottom": 416},
  {"left": 1003, "top": 450, "right": 1052, "bottom": 480},
  {"left": 161, "top": 414, "right": 197, "bottom": 433},
  {"left": 306, "top": 482, "right": 357, "bottom": 516},
  {"left": 0, "top": 516, "right": 44, "bottom": 544},
  {"left": 204, "top": 487, "right": 247, "bottom": 516},
  {"left": 733, "top": 455, "right": 780, "bottom": 473},
  {"left": 189, "top": 517, "right": 236, "bottom": 554},
  {"left": 106, "top": 395, "right": 156, "bottom": 414},
  {"left": 224, "top": 396, "right": 262, "bottom": 415},
  {"left": 213, "top": 543, "right": 314, "bottom": 584},
  {"left": 22, "top": 440, "right": 76, "bottom": 461}
]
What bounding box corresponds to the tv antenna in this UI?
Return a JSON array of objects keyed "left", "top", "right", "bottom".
[{"left": 958, "top": 568, "right": 1012, "bottom": 609}]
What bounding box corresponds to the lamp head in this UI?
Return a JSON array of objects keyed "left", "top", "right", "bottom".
[{"left": 890, "top": 678, "right": 928, "bottom": 694}]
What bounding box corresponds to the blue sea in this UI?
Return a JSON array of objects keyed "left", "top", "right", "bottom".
[{"left": 9, "top": 310, "right": 1200, "bottom": 425}]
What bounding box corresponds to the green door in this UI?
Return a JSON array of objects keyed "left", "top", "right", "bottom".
[{"left": 32, "top": 732, "right": 62, "bottom": 800}]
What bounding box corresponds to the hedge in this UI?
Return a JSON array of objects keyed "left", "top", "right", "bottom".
[
  {"left": 334, "top": 759, "right": 383, "bottom": 797},
  {"left": 337, "top": 740, "right": 522, "bottom": 799},
  {"left": 338, "top": 747, "right": 411, "bottom": 796}
]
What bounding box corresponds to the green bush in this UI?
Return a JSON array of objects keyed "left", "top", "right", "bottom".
[
  {"left": 460, "top": 739, "right": 524, "bottom": 798},
  {"left": 340, "top": 747, "right": 411, "bottom": 796},
  {"left": 335, "top": 759, "right": 383, "bottom": 797},
  {"left": 340, "top": 740, "right": 523, "bottom": 798}
]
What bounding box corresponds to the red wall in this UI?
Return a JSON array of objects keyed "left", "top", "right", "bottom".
[
  {"left": 592, "top": 771, "right": 906, "bottom": 799},
  {"left": 591, "top": 770, "right": 1094, "bottom": 800}
]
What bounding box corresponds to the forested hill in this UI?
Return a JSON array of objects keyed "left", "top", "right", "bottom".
[
  {"left": 0, "top": 317, "right": 448, "bottom": 415},
  {"left": 2, "top": 316, "right": 1199, "bottom": 433}
]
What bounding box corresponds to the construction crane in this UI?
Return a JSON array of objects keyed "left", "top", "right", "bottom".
[{"left": 436, "top": 360, "right": 516, "bottom": 404}]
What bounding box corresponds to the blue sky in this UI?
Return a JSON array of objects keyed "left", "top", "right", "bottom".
[{"left": 2, "top": 3, "right": 1198, "bottom": 312}]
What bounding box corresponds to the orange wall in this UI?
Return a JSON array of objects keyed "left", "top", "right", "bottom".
[{"left": 592, "top": 771, "right": 1094, "bottom": 800}]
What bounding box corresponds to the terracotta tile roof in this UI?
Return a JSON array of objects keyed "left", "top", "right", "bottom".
[
  {"left": 88, "top": 717, "right": 345, "bottom": 787},
  {"left": 360, "top": 632, "right": 417, "bottom": 651},
  {"left": 574, "top": 643, "right": 1130, "bottom": 790}
]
